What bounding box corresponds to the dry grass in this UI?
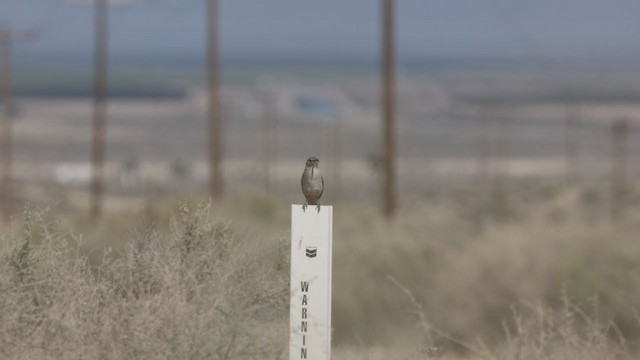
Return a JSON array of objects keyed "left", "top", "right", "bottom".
[
  {"left": 2, "top": 182, "right": 640, "bottom": 359},
  {"left": 0, "top": 202, "right": 289, "bottom": 359}
]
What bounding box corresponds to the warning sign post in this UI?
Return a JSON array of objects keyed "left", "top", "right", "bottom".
[{"left": 290, "top": 205, "right": 333, "bottom": 360}]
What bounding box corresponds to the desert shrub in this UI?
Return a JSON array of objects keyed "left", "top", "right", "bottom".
[
  {"left": 0, "top": 202, "right": 289, "bottom": 360},
  {"left": 329, "top": 183, "right": 640, "bottom": 353},
  {"left": 3, "top": 185, "right": 640, "bottom": 358},
  {"left": 494, "top": 294, "right": 629, "bottom": 360},
  {"left": 392, "top": 277, "right": 631, "bottom": 360}
]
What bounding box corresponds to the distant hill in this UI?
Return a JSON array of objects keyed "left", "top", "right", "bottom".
[{"left": 12, "top": 70, "right": 187, "bottom": 99}]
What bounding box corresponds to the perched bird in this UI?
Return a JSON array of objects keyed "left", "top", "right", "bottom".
[{"left": 301, "top": 157, "right": 324, "bottom": 212}]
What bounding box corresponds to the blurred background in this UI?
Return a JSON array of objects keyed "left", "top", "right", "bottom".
[
  {"left": 3, "top": 1, "right": 640, "bottom": 358},
  {"left": 3, "top": 0, "right": 640, "bottom": 217}
]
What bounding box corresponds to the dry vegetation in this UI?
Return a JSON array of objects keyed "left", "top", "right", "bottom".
[
  {"left": 0, "top": 202, "right": 289, "bottom": 359},
  {"left": 2, "top": 181, "right": 640, "bottom": 359}
]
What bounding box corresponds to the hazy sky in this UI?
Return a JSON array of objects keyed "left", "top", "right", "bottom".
[{"left": 3, "top": 0, "right": 640, "bottom": 64}]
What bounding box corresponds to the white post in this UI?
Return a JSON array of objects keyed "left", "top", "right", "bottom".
[{"left": 290, "top": 205, "right": 333, "bottom": 360}]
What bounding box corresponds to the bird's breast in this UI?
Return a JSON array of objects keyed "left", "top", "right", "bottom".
[{"left": 302, "top": 169, "right": 323, "bottom": 195}]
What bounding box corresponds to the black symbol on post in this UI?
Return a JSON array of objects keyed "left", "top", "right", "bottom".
[{"left": 305, "top": 246, "right": 317, "bottom": 258}]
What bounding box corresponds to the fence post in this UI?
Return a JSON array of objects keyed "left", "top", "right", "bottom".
[
  {"left": 90, "top": 0, "right": 109, "bottom": 220},
  {"left": 491, "top": 107, "right": 512, "bottom": 221},
  {"left": 381, "top": 0, "right": 397, "bottom": 218},
  {"left": 0, "top": 28, "right": 14, "bottom": 222},
  {"left": 476, "top": 105, "right": 491, "bottom": 183},
  {"left": 564, "top": 104, "right": 580, "bottom": 185},
  {"left": 610, "top": 118, "right": 629, "bottom": 223},
  {"left": 290, "top": 205, "right": 333, "bottom": 360},
  {"left": 261, "top": 90, "right": 276, "bottom": 192}
]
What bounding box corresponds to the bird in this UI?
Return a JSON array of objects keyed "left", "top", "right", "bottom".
[{"left": 301, "top": 157, "right": 324, "bottom": 213}]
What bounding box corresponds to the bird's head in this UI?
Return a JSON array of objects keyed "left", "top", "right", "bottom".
[{"left": 305, "top": 157, "right": 320, "bottom": 168}]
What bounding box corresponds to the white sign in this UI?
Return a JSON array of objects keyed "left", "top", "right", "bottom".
[{"left": 290, "top": 205, "right": 333, "bottom": 360}]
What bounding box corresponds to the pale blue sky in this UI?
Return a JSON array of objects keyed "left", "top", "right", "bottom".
[{"left": 2, "top": 0, "right": 640, "bottom": 64}]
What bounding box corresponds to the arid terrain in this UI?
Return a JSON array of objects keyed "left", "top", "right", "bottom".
[
  {"left": 3, "top": 68, "right": 640, "bottom": 359},
  {"left": 10, "top": 69, "right": 640, "bottom": 215}
]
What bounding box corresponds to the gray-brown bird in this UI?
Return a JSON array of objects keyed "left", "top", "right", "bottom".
[{"left": 301, "top": 157, "right": 324, "bottom": 212}]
